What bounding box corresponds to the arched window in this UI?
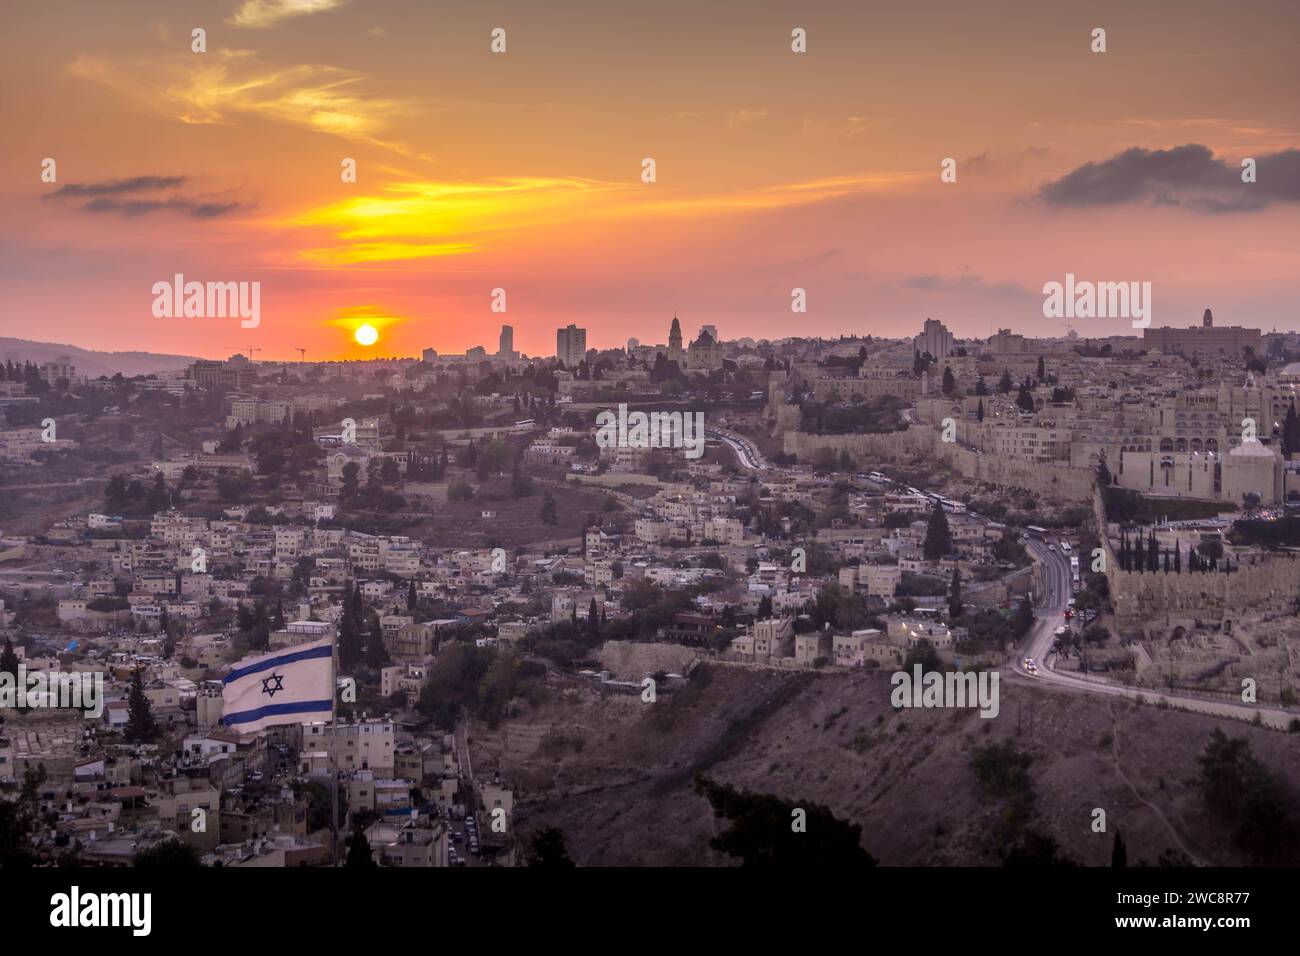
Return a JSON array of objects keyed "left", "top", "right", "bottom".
[
  {"left": 1159, "top": 438, "right": 1174, "bottom": 452},
  {"left": 1175, "top": 438, "right": 1188, "bottom": 452}
]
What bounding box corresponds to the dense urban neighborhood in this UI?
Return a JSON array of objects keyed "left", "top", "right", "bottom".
[{"left": 2, "top": 312, "right": 1299, "bottom": 869}]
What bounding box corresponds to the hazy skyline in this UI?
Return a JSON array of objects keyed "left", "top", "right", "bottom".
[{"left": 2, "top": 0, "right": 1298, "bottom": 360}]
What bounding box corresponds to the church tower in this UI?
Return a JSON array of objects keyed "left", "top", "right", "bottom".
[{"left": 668, "top": 314, "right": 684, "bottom": 362}]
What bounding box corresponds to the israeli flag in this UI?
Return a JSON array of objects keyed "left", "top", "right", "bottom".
[{"left": 222, "top": 637, "right": 334, "bottom": 734}]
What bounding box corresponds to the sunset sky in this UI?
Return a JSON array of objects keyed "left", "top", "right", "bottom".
[{"left": 2, "top": 0, "right": 1298, "bottom": 361}]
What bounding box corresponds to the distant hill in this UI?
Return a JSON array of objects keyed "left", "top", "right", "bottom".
[{"left": 0, "top": 338, "right": 199, "bottom": 378}]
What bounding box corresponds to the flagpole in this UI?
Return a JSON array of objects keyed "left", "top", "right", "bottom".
[{"left": 331, "top": 641, "right": 339, "bottom": 867}]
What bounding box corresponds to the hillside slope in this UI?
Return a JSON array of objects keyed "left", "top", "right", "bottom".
[
  {"left": 0, "top": 337, "right": 197, "bottom": 377},
  {"left": 470, "top": 665, "right": 1299, "bottom": 866}
]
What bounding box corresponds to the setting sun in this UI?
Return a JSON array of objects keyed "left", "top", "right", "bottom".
[{"left": 354, "top": 323, "right": 379, "bottom": 346}]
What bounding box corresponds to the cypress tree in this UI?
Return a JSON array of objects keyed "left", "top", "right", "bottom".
[
  {"left": 125, "top": 669, "right": 159, "bottom": 743},
  {"left": 339, "top": 608, "right": 363, "bottom": 671},
  {"left": 345, "top": 828, "right": 376, "bottom": 867},
  {"left": 923, "top": 501, "right": 952, "bottom": 560},
  {"left": 365, "top": 610, "right": 387, "bottom": 668},
  {"left": 1, "top": 637, "right": 19, "bottom": 676}
]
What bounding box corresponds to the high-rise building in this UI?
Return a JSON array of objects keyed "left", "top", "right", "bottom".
[
  {"left": 422, "top": 348, "right": 438, "bottom": 363},
  {"left": 556, "top": 324, "right": 587, "bottom": 367},
  {"left": 913, "top": 317, "right": 955, "bottom": 360},
  {"left": 498, "top": 325, "right": 514, "bottom": 357}
]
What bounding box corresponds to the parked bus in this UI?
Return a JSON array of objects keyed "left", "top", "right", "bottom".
[{"left": 1026, "top": 525, "right": 1048, "bottom": 538}]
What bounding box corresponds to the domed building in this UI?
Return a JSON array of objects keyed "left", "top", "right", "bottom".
[{"left": 687, "top": 328, "right": 723, "bottom": 370}]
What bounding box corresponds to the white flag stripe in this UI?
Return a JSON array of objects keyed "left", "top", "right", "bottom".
[{"left": 222, "top": 636, "right": 334, "bottom": 734}]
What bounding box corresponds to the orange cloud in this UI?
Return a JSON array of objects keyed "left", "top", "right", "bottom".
[{"left": 277, "top": 171, "right": 924, "bottom": 264}]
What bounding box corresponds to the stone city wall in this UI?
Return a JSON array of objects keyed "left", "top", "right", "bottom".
[
  {"left": 781, "top": 425, "right": 1096, "bottom": 502},
  {"left": 1093, "top": 489, "right": 1300, "bottom": 632}
]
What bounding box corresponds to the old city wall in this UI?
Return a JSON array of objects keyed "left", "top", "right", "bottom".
[
  {"left": 781, "top": 425, "right": 1096, "bottom": 502},
  {"left": 1092, "top": 490, "right": 1300, "bottom": 632},
  {"left": 1107, "top": 556, "right": 1300, "bottom": 631}
]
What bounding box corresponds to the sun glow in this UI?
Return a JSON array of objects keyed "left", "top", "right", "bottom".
[{"left": 354, "top": 323, "right": 379, "bottom": 346}]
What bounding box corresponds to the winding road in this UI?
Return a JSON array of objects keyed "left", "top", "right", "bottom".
[
  {"left": 1014, "top": 539, "right": 1296, "bottom": 730},
  {"left": 714, "top": 409, "right": 1294, "bottom": 728},
  {"left": 707, "top": 426, "right": 766, "bottom": 470}
]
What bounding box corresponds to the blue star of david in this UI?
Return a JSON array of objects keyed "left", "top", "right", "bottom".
[{"left": 261, "top": 672, "right": 285, "bottom": 698}]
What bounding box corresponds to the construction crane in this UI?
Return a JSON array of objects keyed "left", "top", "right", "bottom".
[
  {"left": 296, "top": 348, "right": 306, "bottom": 362},
  {"left": 226, "top": 346, "right": 262, "bottom": 361},
  {"left": 1059, "top": 322, "right": 1076, "bottom": 338}
]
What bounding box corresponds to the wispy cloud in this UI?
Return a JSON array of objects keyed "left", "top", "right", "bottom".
[
  {"left": 901, "top": 274, "right": 1033, "bottom": 298},
  {"left": 44, "top": 175, "right": 245, "bottom": 219},
  {"left": 671, "top": 108, "right": 768, "bottom": 130},
  {"left": 800, "top": 114, "right": 886, "bottom": 141},
  {"left": 230, "top": 0, "right": 346, "bottom": 29},
  {"left": 50, "top": 176, "right": 187, "bottom": 198},
  {"left": 81, "top": 198, "right": 244, "bottom": 218},
  {"left": 960, "top": 147, "right": 1052, "bottom": 177},
  {"left": 67, "top": 52, "right": 414, "bottom": 154}
]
